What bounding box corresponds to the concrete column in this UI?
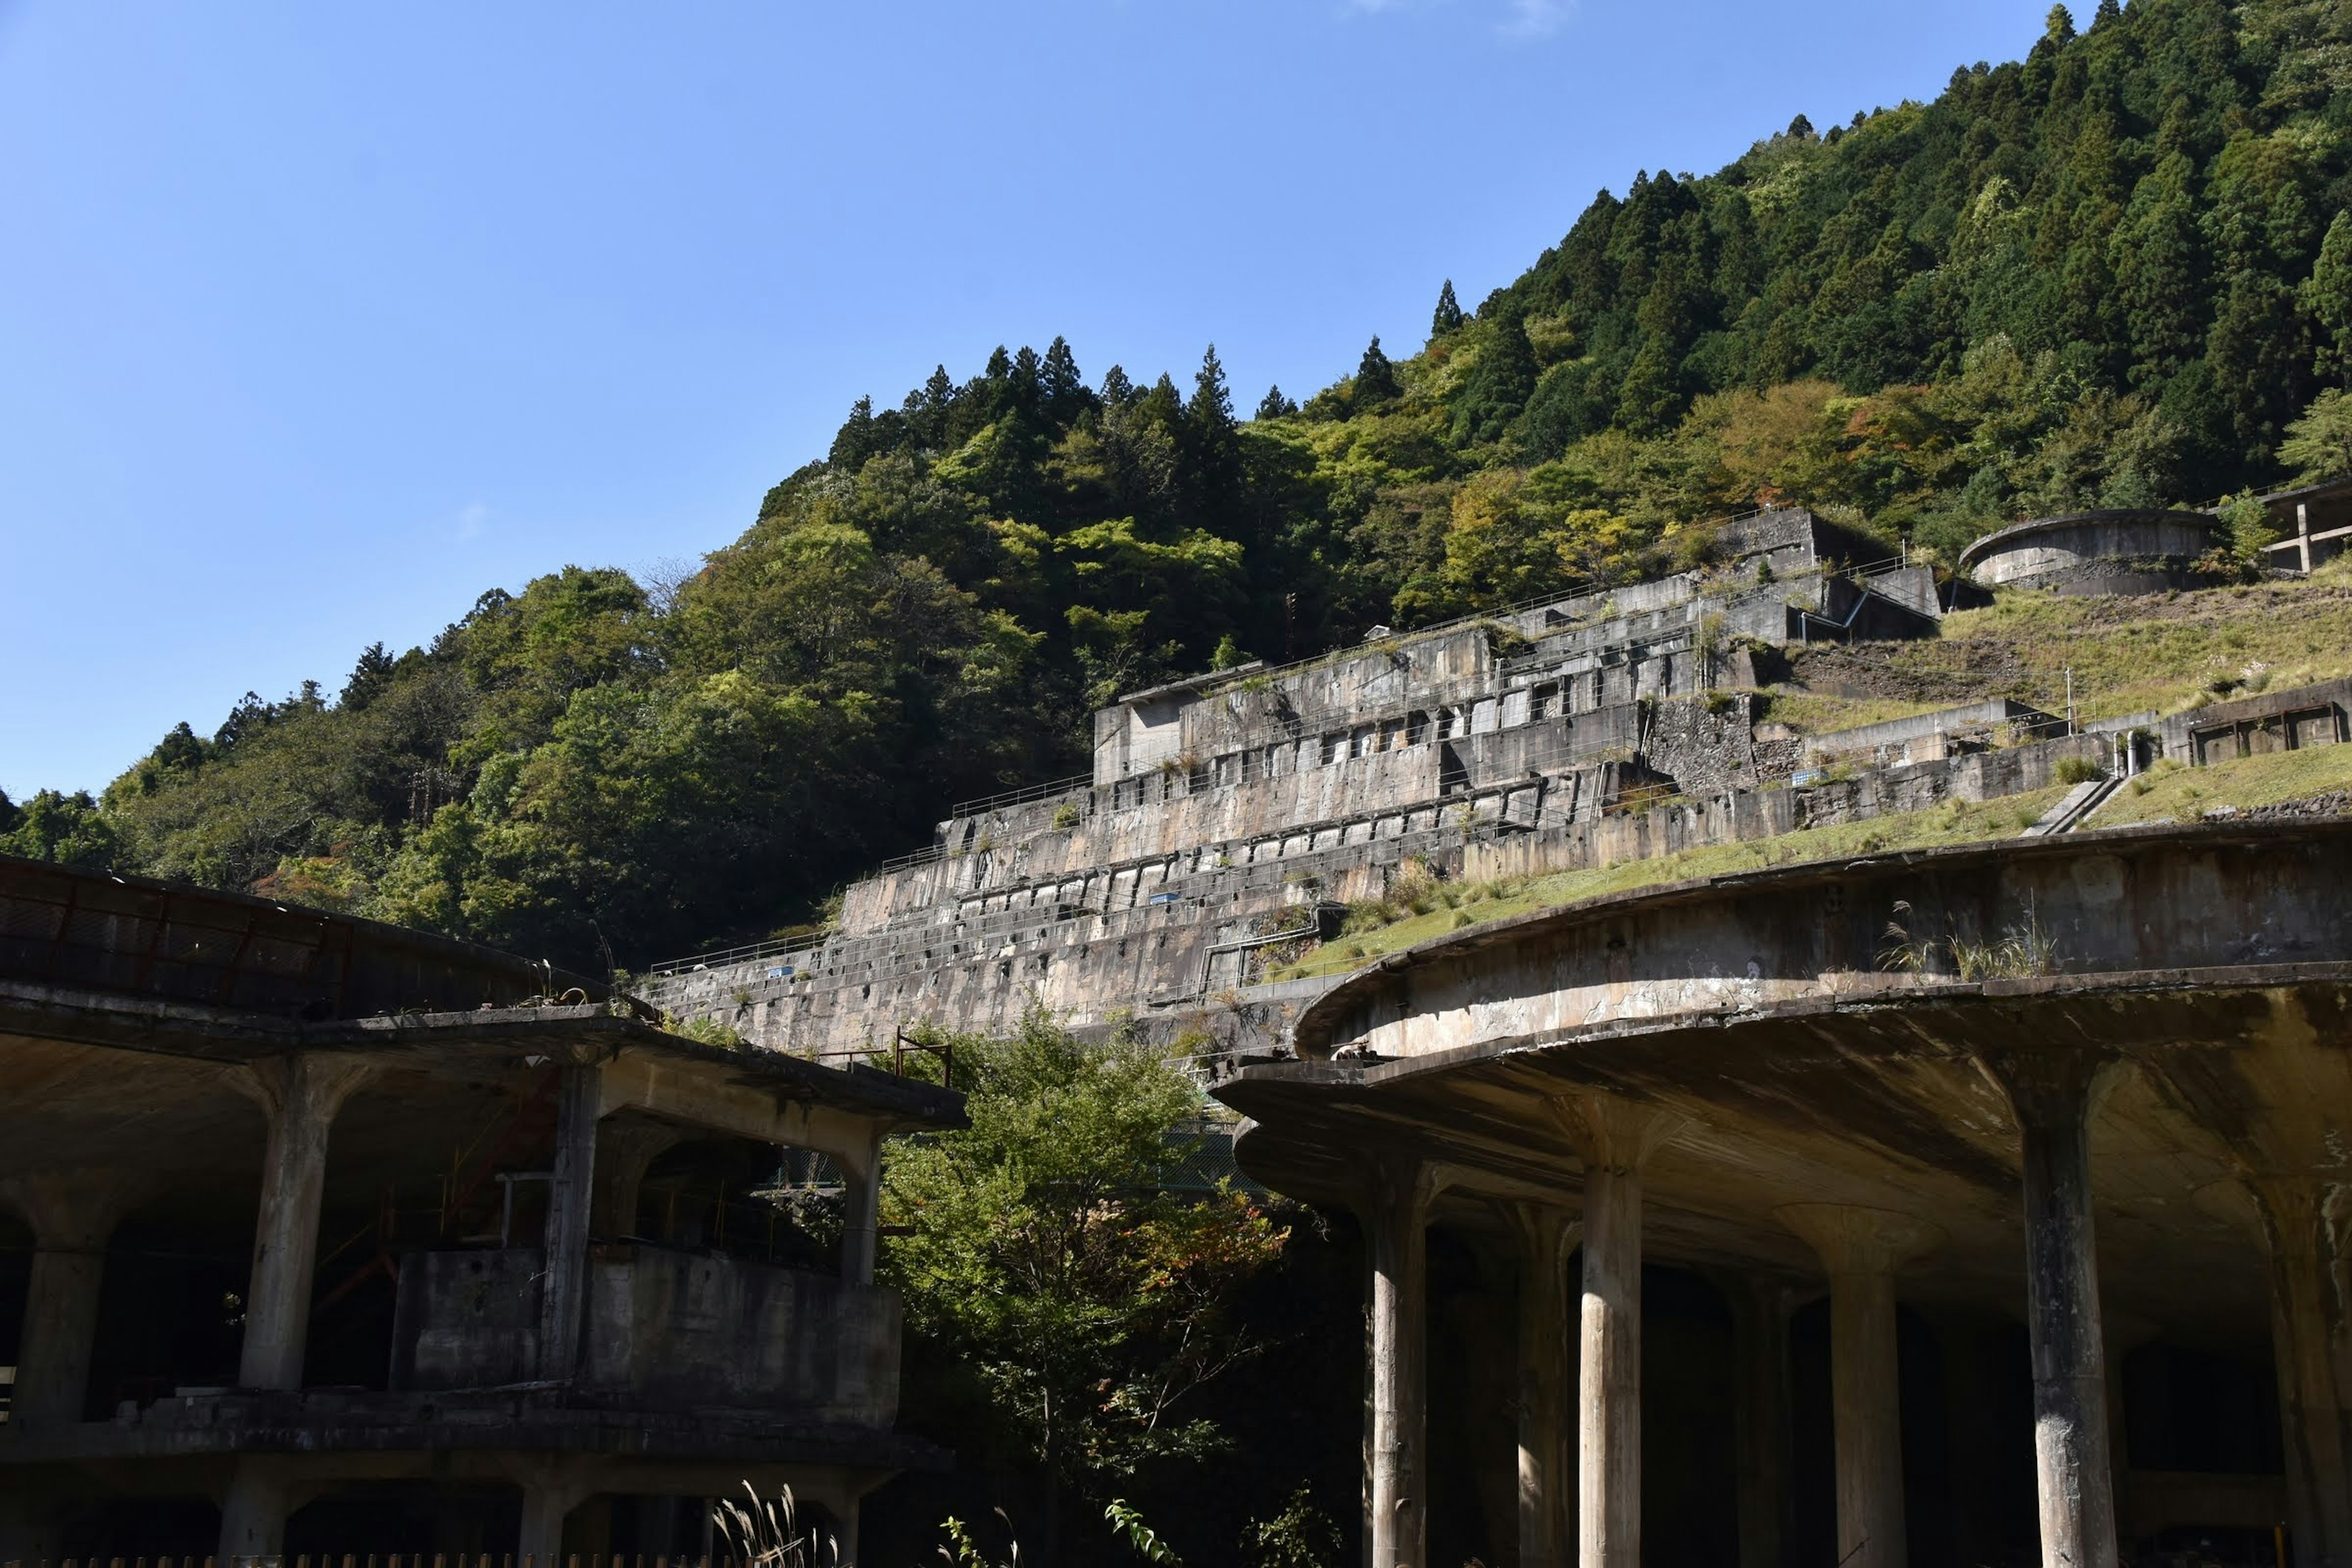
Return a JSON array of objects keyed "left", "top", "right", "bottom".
[
  {"left": 0, "top": 1169, "right": 156, "bottom": 1428},
  {"left": 2255, "top": 1175, "right": 2352, "bottom": 1568},
  {"left": 1723, "top": 1275, "right": 1797, "bottom": 1568},
  {"left": 1556, "top": 1096, "right": 1683, "bottom": 1568},
  {"left": 508, "top": 1457, "right": 603, "bottom": 1564},
  {"left": 228, "top": 1054, "right": 383, "bottom": 1390},
  {"left": 837, "top": 1130, "right": 886, "bottom": 1287},
  {"left": 1502, "top": 1202, "right": 1578, "bottom": 1568},
  {"left": 1779, "top": 1206, "right": 1944, "bottom": 1568},
  {"left": 590, "top": 1118, "right": 684, "bottom": 1239},
  {"left": 539, "top": 1060, "right": 602, "bottom": 1380},
  {"left": 217, "top": 1457, "right": 315, "bottom": 1561},
  {"left": 1983, "top": 1049, "right": 2120, "bottom": 1568},
  {"left": 1360, "top": 1153, "right": 1439, "bottom": 1568}
]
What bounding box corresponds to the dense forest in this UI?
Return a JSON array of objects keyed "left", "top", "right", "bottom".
[{"left": 9, "top": 0, "right": 2352, "bottom": 969}]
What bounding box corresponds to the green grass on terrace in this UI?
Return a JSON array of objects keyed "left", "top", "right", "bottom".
[
  {"left": 1270, "top": 785, "right": 2072, "bottom": 981},
  {"left": 1828, "top": 559, "right": 2352, "bottom": 725},
  {"left": 2089, "top": 741, "right": 2352, "bottom": 827}
]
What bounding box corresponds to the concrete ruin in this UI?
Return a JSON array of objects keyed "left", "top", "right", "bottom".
[
  {"left": 1957, "top": 509, "right": 2226, "bottom": 596},
  {"left": 1213, "top": 821, "right": 2352, "bottom": 1567},
  {"left": 0, "top": 856, "right": 962, "bottom": 1561}
]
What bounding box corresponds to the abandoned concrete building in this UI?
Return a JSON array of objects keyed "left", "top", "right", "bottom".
[
  {"left": 631, "top": 499, "right": 2352, "bottom": 1566},
  {"left": 0, "top": 856, "right": 962, "bottom": 1562}
]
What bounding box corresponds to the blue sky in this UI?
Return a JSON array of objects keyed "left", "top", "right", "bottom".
[{"left": 2, "top": 0, "right": 2056, "bottom": 799}]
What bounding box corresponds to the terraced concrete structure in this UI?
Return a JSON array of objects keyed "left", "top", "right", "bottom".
[
  {"left": 1213, "top": 822, "right": 2352, "bottom": 1567},
  {"left": 645, "top": 509, "right": 1955, "bottom": 1053}
]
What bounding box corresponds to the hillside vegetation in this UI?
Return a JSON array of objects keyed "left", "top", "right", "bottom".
[{"left": 8, "top": 0, "right": 2352, "bottom": 970}]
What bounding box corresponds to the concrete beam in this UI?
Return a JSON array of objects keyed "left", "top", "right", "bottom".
[
  {"left": 0, "top": 1169, "right": 157, "bottom": 1428},
  {"left": 1778, "top": 1205, "right": 1943, "bottom": 1568},
  {"left": 225, "top": 1054, "right": 383, "bottom": 1391}
]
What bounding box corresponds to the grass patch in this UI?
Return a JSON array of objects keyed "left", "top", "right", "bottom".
[
  {"left": 1812, "top": 561, "right": 2352, "bottom": 724},
  {"left": 1757, "top": 690, "right": 1961, "bottom": 736},
  {"left": 2089, "top": 743, "right": 2352, "bottom": 827},
  {"left": 1273, "top": 785, "right": 2071, "bottom": 979}
]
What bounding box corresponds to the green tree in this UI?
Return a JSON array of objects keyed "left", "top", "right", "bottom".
[
  {"left": 0, "top": 790, "right": 122, "bottom": 870},
  {"left": 2279, "top": 388, "right": 2352, "bottom": 483},
  {"left": 1254, "top": 385, "right": 1298, "bottom": 421},
  {"left": 884, "top": 1012, "right": 1287, "bottom": 1563},
  {"left": 1353, "top": 337, "right": 1401, "bottom": 407},
  {"left": 2307, "top": 210, "right": 2352, "bottom": 386},
  {"left": 1430, "top": 279, "right": 1464, "bottom": 336},
  {"left": 1450, "top": 297, "right": 1539, "bottom": 446}
]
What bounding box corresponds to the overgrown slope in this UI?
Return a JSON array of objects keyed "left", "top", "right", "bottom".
[{"left": 9, "top": 0, "right": 2352, "bottom": 970}]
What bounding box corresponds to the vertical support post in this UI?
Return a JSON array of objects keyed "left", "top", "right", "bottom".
[
  {"left": 1359, "top": 1153, "right": 1439, "bottom": 1568},
  {"left": 217, "top": 1458, "right": 303, "bottom": 1561},
  {"left": 540, "top": 1060, "right": 602, "bottom": 1381},
  {"left": 1724, "top": 1275, "right": 1796, "bottom": 1568},
  {"left": 1983, "top": 1049, "right": 2120, "bottom": 1568},
  {"left": 0, "top": 1170, "right": 155, "bottom": 1429},
  {"left": 2299, "top": 501, "right": 2313, "bottom": 575},
  {"left": 229, "top": 1054, "right": 382, "bottom": 1390},
  {"left": 1777, "top": 1206, "right": 1944, "bottom": 1568},
  {"left": 1555, "top": 1096, "right": 1683, "bottom": 1568},
  {"left": 507, "top": 1458, "right": 602, "bottom": 1564},
  {"left": 837, "top": 1130, "right": 886, "bottom": 1287},
  {"left": 1501, "top": 1204, "right": 1578, "bottom": 1568},
  {"left": 2255, "top": 1176, "right": 2352, "bottom": 1567}
]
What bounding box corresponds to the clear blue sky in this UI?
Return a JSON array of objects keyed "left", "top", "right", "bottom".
[{"left": 2, "top": 0, "right": 2056, "bottom": 799}]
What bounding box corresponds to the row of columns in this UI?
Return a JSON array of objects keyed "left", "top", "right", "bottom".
[
  {"left": 2, "top": 1050, "right": 890, "bottom": 1564},
  {"left": 1354, "top": 1049, "right": 2124, "bottom": 1568}
]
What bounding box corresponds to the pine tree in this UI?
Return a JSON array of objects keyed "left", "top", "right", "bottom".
[
  {"left": 1452, "top": 298, "right": 1539, "bottom": 445},
  {"left": 1041, "top": 336, "right": 1091, "bottom": 425},
  {"left": 829, "top": 394, "right": 878, "bottom": 469},
  {"left": 1355, "top": 337, "right": 1401, "bottom": 406},
  {"left": 2092, "top": 0, "right": 2119, "bottom": 24},
  {"left": 340, "top": 644, "right": 397, "bottom": 712},
  {"left": 1182, "top": 345, "right": 1244, "bottom": 524},
  {"left": 1100, "top": 364, "right": 1136, "bottom": 409},
  {"left": 1431, "top": 280, "right": 1465, "bottom": 336},
  {"left": 2111, "top": 153, "right": 2206, "bottom": 390},
  {"left": 1256, "top": 385, "right": 1298, "bottom": 421},
  {"left": 2307, "top": 211, "right": 2352, "bottom": 386}
]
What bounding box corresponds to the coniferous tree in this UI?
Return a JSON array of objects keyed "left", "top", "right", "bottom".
[
  {"left": 1256, "top": 385, "right": 1298, "bottom": 420},
  {"left": 1041, "top": 336, "right": 1092, "bottom": 426},
  {"left": 1355, "top": 336, "right": 1401, "bottom": 406},
  {"left": 2112, "top": 154, "right": 2206, "bottom": 390},
  {"left": 829, "top": 394, "right": 878, "bottom": 469},
  {"left": 1452, "top": 299, "right": 1539, "bottom": 445},
  {"left": 1181, "top": 345, "right": 1245, "bottom": 524},
  {"left": 1431, "top": 280, "right": 1466, "bottom": 336},
  {"left": 2307, "top": 211, "right": 2352, "bottom": 387},
  {"left": 341, "top": 643, "right": 397, "bottom": 712}
]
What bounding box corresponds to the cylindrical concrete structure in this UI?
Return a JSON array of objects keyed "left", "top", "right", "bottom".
[
  {"left": 0, "top": 1169, "right": 154, "bottom": 1430},
  {"left": 1988, "top": 1050, "right": 2120, "bottom": 1568},
  {"left": 1777, "top": 1206, "right": 1944, "bottom": 1568},
  {"left": 1362, "top": 1155, "right": 1436, "bottom": 1568},
  {"left": 1506, "top": 1202, "right": 1577, "bottom": 1568},
  {"left": 233, "top": 1055, "right": 382, "bottom": 1391}
]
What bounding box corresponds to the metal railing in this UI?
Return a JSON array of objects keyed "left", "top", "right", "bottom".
[{"left": 947, "top": 771, "right": 1095, "bottom": 818}]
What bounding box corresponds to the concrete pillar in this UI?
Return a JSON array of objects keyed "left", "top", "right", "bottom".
[
  {"left": 1778, "top": 1206, "right": 1944, "bottom": 1568},
  {"left": 1502, "top": 1202, "right": 1578, "bottom": 1568},
  {"left": 590, "top": 1118, "right": 684, "bottom": 1239},
  {"left": 837, "top": 1130, "right": 886, "bottom": 1287},
  {"left": 0, "top": 1169, "right": 156, "bottom": 1428},
  {"left": 1724, "top": 1275, "right": 1797, "bottom": 1568},
  {"left": 228, "top": 1054, "right": 383, "bottom": 1390},
  {"left": 1556, "top": 1096, "right": 1683, "bottom": 1568},
  {"left": 540, "top": 1061, "right": 602, "bottom": 1380},
  {"left": 1983, "top": 1049, "right": 2120, "bottom": 1568},
  {"left": 1359, "top": 1153, "right": 1439, "bottom": 1568},
  {"left": 508, "top": 1457, "right": 602, "bottom": 1564},
  {"left": 2255, "top": 1175, "right": 2352, "bottom": 1568},
  {"left": 217, "top": 1457, "right": 315, "bottom": 1561}
]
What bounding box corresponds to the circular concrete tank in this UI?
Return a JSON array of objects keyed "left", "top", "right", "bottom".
[{"left": 1957, "top": 508, "right": 2223, "bottom": 595}]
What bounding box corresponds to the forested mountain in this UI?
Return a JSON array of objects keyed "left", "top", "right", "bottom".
[{"left": 9, "top": 0, "right": 2352, "bottom": 969}]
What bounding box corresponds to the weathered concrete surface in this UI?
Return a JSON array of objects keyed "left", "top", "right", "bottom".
[
  {"left": 1959, "top": 509, "right": 2223, "bottom": 594},
  {"left": 1216, "top": 821, "right": 2352, "bottom": 1567}
]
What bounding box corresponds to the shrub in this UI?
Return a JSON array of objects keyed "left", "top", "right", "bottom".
[{"left": 2052, "top": 756, "right": 2106, "bottom": 785}]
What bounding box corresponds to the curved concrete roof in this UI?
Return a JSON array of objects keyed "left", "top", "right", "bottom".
[{"left": 1953, "top": 508, "right": 2218, "bottom": 573}]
